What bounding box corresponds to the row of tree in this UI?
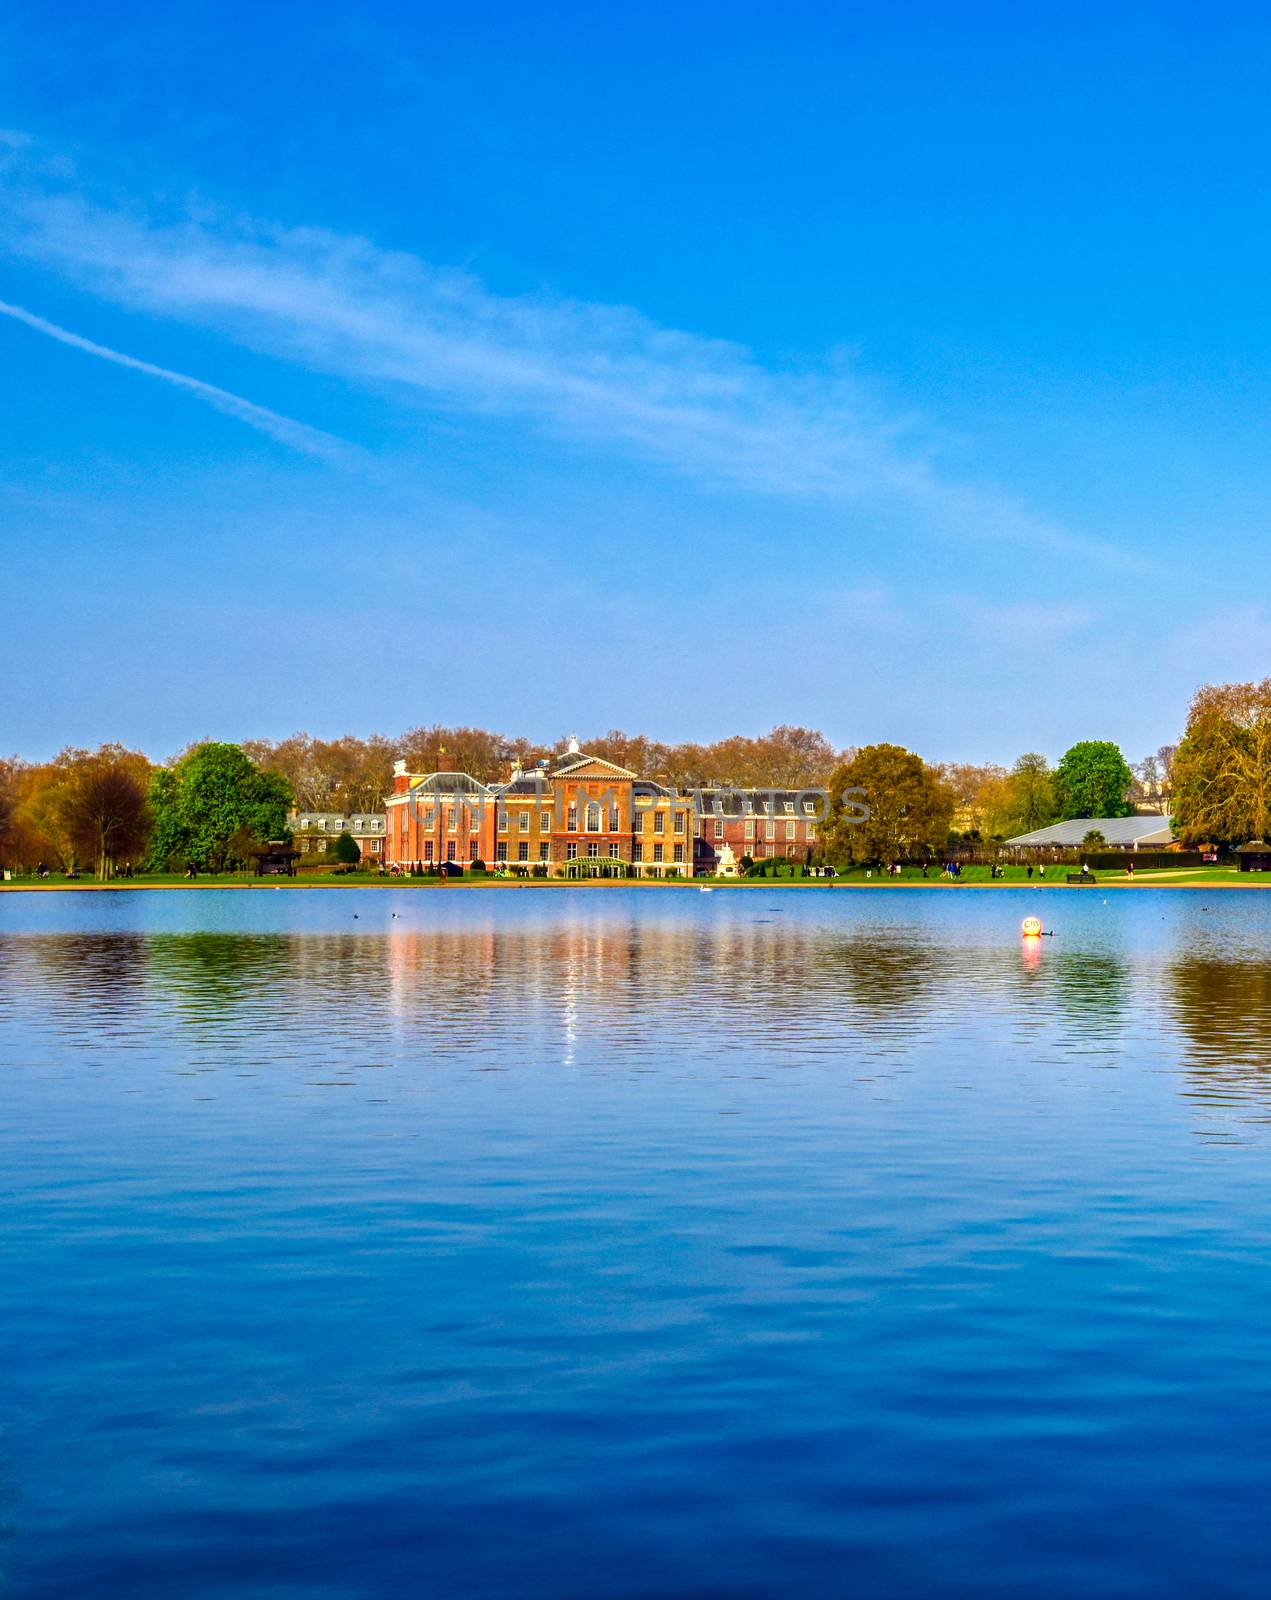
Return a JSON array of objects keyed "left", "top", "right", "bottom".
[
  {"left": 819, "top": 680, "right": 1271, "bottom": 859},
  {"left": 0, "top": 742, "right": 293, "bottom": 878},
  {"left": 12, "top": 688, "right": 1269, "bottom": 878},
  {"left": 936, "top": 740, "right": 1153, "bottom": 841},
  {"left": 0, "top": 725, "right": 849, "bottom": 877},
  {"left": 817, "top": 739, "right": 1148, "bottom": 863},
  {"left": 240, "top": 723, "right": 849, "bottom": 807}
]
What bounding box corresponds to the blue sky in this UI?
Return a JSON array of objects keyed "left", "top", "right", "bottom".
[{"left": 2, "top": 2, "right": 1269, "bottom": 763}]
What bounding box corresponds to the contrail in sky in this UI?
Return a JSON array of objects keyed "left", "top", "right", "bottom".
[{"left": 0, "top": 297, "right": 348, "bottom": 460}]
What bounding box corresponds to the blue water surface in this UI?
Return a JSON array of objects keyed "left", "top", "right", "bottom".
[{"left": 2, "top": 885, "right": 1270, "bottom": 1597}]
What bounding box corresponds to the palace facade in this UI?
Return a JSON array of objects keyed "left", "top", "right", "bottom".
[
  {"left": 691, "top": 787, "right": 823, "bottom": 872},
  {"left": 384, "top": 741, "right": 694, "bottom": 877},
  {"left": 383, "top": 741, "right": 825, "bottom": 877}
]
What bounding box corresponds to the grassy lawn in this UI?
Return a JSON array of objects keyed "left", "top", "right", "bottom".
[
  {"left": 817, "top": 864, "right": 1252, "bottom": 887},
  {"left": 818, "top": 862, "right": 1248, "bottom": 886}
]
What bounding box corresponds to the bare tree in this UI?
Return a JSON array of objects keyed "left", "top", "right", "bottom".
[{"left": 56, "top": 746, "right": 152, "bottom": 879}]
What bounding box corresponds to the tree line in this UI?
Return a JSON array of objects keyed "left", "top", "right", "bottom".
[
  {"left": 817, "top": 739, "right": 1148, "bottom": 864},
  {"left": 0, "top": 725, "right": 849, "bottom": 878},
  {"left": 4, "top": 686, "right": 1268, "bottom": 878},
  {"left": 247, "top": 723, "right": 853, "bottom": 802},
  {"left": 0, "top": 742, "right": 291, "bottom": 879}
]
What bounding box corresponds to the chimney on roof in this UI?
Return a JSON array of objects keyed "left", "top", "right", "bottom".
[{"left": 392, "top": 758, "right": 410, "bottom": 794}]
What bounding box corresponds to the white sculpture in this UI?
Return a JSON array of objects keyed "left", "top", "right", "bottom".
[{"left": 715, "top": 843, "right": 740, "bottom": 878}]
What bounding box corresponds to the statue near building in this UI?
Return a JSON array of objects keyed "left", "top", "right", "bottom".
[{"left": 714, "top": 843, "right": 740, "bottom": 879}]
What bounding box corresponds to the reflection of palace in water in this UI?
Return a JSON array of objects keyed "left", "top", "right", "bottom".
[
  {"left": 18, "top": 909, "right": 1271, "bottom": 1136},
  {"left": 381, "top": 915, "right": 968, "bottom": 1067}
]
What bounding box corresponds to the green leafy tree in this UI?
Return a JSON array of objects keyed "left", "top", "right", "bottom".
[
  {"left": 148, "top": 742, "right": 292, "bottom": 872},
  {"left": 333, "top": 831, "right": 361, "bottom": 865},
  {"left": 1081, "top": 829, "right": 1108, "bottom": 849},
  {"left": 1054, "top": 741, "right": 1133, "bottom": 820},
  {"left": 987, "top": 751, "right": 1059, "bottom": 836},
  {"left": 146, "top": 767, "right": 185, "bottom": 871},
  {"left": 820, "top": 743, "right": 955, "bottom": 865}
]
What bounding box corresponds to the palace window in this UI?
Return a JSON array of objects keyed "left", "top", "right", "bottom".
[
  {"left": 469, "top": 839, "right": 478, "bottom": 860},
  {"left": 424, "top": 841, "right": 434, "bottom": 861},
  {"left": 567, "top": 805, "right": 578, "bottom": 831},
  {"left": 496, "top": 841, "right": 508, "bottom": 862},
  {"left": 587, "top": 842, "right": 599, "bottom": 858},
  {"left": 447, "top": 841, "right": 457, "bottom": 861},
  {"left": 674, "top": 812, "right": 685, "bottom": 835},
  {"left": 633, "top": 841, "right": 643, "bottom": 862},
  {"left": 518, "top": 841, "right": 529, "bottom": 862},
  {"left": 497, "top": 808, "right": 508, "bottom": 833},
  {"left": 608, "top": 805, "right": 620, "bottom": 831},
  {"left": 786, "top": 821, "right": 795, "bottom": 840},
  {"left": 539, "top": 841, "right": 551, "bottom": 861},
  {"left": 765, "top": 821, "right": 775, "bottom": 840},
  {"left": 654, "top": 813, "right": 665, "bottom": 835},
  {"left": 540, "top": 809, "right": 554, "bottom": 831},
  {"left": 518, "top": 810, "right": 530, "bottom": 832},
  {"left": 807, "top": 824, "right": 816, "bottom": 841},
  {"left": 567, "top": 842, "right": 578, "bottom": 860},
  {"left": 673, "top": 843, "right": 684, "bottom": 864},
  {"left": 714, "top": 819, "right": 723, "bottom": 840},
  {"left": 610, "top": 844, "right": 621, "bottom": 859},
  {"left": 744, "top": 820, "right": 754, "bottom": 839},
  {"left": 653, "top": 842, "right": 664, "bottom": 863},
  {"left": 585, "top": 803, "right": 601, "bottom": 832}
]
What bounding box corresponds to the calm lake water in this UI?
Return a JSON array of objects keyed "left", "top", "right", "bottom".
[{"left": 2, "top": 886, "right": 1271, "bottom": 1597}]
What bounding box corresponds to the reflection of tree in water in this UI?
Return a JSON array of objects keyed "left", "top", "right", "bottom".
[
  {"left": 807, "top": 935, "right": 942, "bottom": 1020},
  {"left": 146, "top": 933, "right": 407, "bottom": 1053},
  {"left": 17, "top": 935, "right": 151, "bottom": 1039},
  {"left": 145, "top": 934, "right": 293, "bottom": 1019},
  {"left": 1047, "top": 951, "right": 1131, "bottom": 1049},
  {"left": 1170, "top": 954, "right": 1271, "bottom": 1124}
]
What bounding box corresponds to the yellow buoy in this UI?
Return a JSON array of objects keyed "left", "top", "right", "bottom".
[{"left": 1021, "top": 916, "right": 1044, "bottom": 938}]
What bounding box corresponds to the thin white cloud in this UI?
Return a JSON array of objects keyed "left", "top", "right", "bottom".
[
  {"left": 0, "top": 149, "right": 1141, "bottom": 566},
  {"left": 0, "top": 296, "right": 350, "bottom": 461}
]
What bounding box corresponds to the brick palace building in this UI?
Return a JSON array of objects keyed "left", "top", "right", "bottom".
[
  {"left": 383, "top": 740, "right": 824, "bottom": 878},
  {"left": 385, "top": 740, "right": 693, "bottom": 877}
]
